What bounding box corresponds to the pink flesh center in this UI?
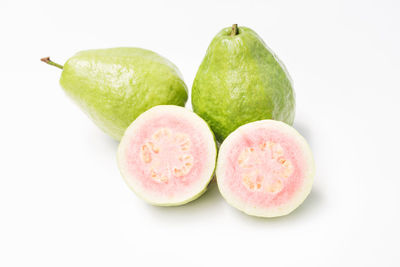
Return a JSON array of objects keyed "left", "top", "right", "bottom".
[
  {"left": 140, "top": 128, "right": 194, "bottom": 183},
  {"left": 238, "top": 141, "right": 294, "bottom": 194}
]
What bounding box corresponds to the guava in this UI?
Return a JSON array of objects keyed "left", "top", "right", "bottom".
[
  {"left": 192, "top": 24, "right": 295, "bottom": 142},
  {"left": 41, "top": 47, "right": 188, "bottom": 140},
  {"left": 216, "top": 120, "right": 314, "bottom": 217},
  {"left": 117, "top": 105, "right": 217, "bottom": 206}
]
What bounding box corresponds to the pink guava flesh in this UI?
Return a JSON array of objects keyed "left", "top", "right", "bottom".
[
  {"left": 216, "top": 120, "right": 315, "bottom": 217},
  {"left": 118, "top": 105, "right": 217, "bottom": 206}
]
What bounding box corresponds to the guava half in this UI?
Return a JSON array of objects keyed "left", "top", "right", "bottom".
[
  {"left": 117, "top": 105, "right": 217, "bottom": 206},
  {"left": 216, "top": 120, "right": 314, "bottom": 217}
]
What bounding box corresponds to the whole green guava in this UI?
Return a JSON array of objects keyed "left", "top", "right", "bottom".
[
  {"left": 191, "top": 24, "right": 295, "bottom": 142},
  {"left": 43, "top": 47, "right": 188, "bottom": 140}
]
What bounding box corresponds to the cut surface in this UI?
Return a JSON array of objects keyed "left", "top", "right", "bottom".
[
  {"left": 118, "top": 105, "right": 217, "bottom": 206},
  {"left": 139, "top": 128, "right": 194, "bottom": 182},
  {"left": 216, "top": 120, "right": 314, "bottom": 217}
]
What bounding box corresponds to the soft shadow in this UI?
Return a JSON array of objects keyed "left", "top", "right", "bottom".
[
  {"left": 230, "top": 186, "right": 324, "bottom": 226},
  {"left": 293, "top": 120, "right": 313, "bottom": 145},
  {"left": 146, "top": 181, "right": 223, "bottom": 218},
  {"left": 86, "top": 130, "right": 120, "bottom": 154}
]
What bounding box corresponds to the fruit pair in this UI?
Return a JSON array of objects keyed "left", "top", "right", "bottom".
[
  {"left": 117, "top": 105, "right": 314, "bottom": 218},
  {"left": 43, "top": 24, "right": 314, "bottom": 217},
  {"left": 41, "top": 25, "right": 294, "bottom": 142}
]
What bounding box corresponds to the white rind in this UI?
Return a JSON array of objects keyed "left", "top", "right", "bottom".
[
  {"left": 216, "top": 120, "right": 315, "bottom": 218},
  {"left": 117, "top": 105, "right": 217, "bottom": 206}
]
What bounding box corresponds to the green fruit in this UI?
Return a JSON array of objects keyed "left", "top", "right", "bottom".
[
  {"left": 42, "top": 48, "right": 188, "bottom": 140},
  {"left": 192, "top": 24, "right": 295, "bottom": 142}
]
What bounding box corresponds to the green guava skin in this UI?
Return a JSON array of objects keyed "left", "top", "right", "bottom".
[
  {"left": 191, "top": 26, "right": 295, "bottom": 142},
  {"left": 59, "top": 47, "right": 188, "bottom": 140}
]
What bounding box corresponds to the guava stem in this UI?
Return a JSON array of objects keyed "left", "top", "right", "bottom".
[
  {"left": 231, "top": 24, "right": 238, "bottom": 36},
  {"left": 40, "top": 57, "right": 63, "bottom": 70}
]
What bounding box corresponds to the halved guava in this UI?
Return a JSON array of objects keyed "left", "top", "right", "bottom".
[
  {"left": 117, "top": 105, "right": 217, "bottom": 206},
  {"left": 216, "top": 120, "right": 315, "bottom": 217}
]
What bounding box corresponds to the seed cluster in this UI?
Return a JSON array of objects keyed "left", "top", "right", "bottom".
[
  {"left": 140, "top": 128, "right": 194, "bottom": 183},
  {"left": 238, "top": 141, "right": 294, "bottom": 194}
]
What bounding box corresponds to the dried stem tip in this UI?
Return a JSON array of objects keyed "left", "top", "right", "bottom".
[
  {"left": 231, "top": 24, "right": 239, "bottom": 36},
  {"left": 41, "top": 57, "right": 63, "bottom": 69}
]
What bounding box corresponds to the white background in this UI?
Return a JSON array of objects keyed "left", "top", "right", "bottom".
[{"left": 1, "top": 0, "right": 399, "bottom": 266}]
